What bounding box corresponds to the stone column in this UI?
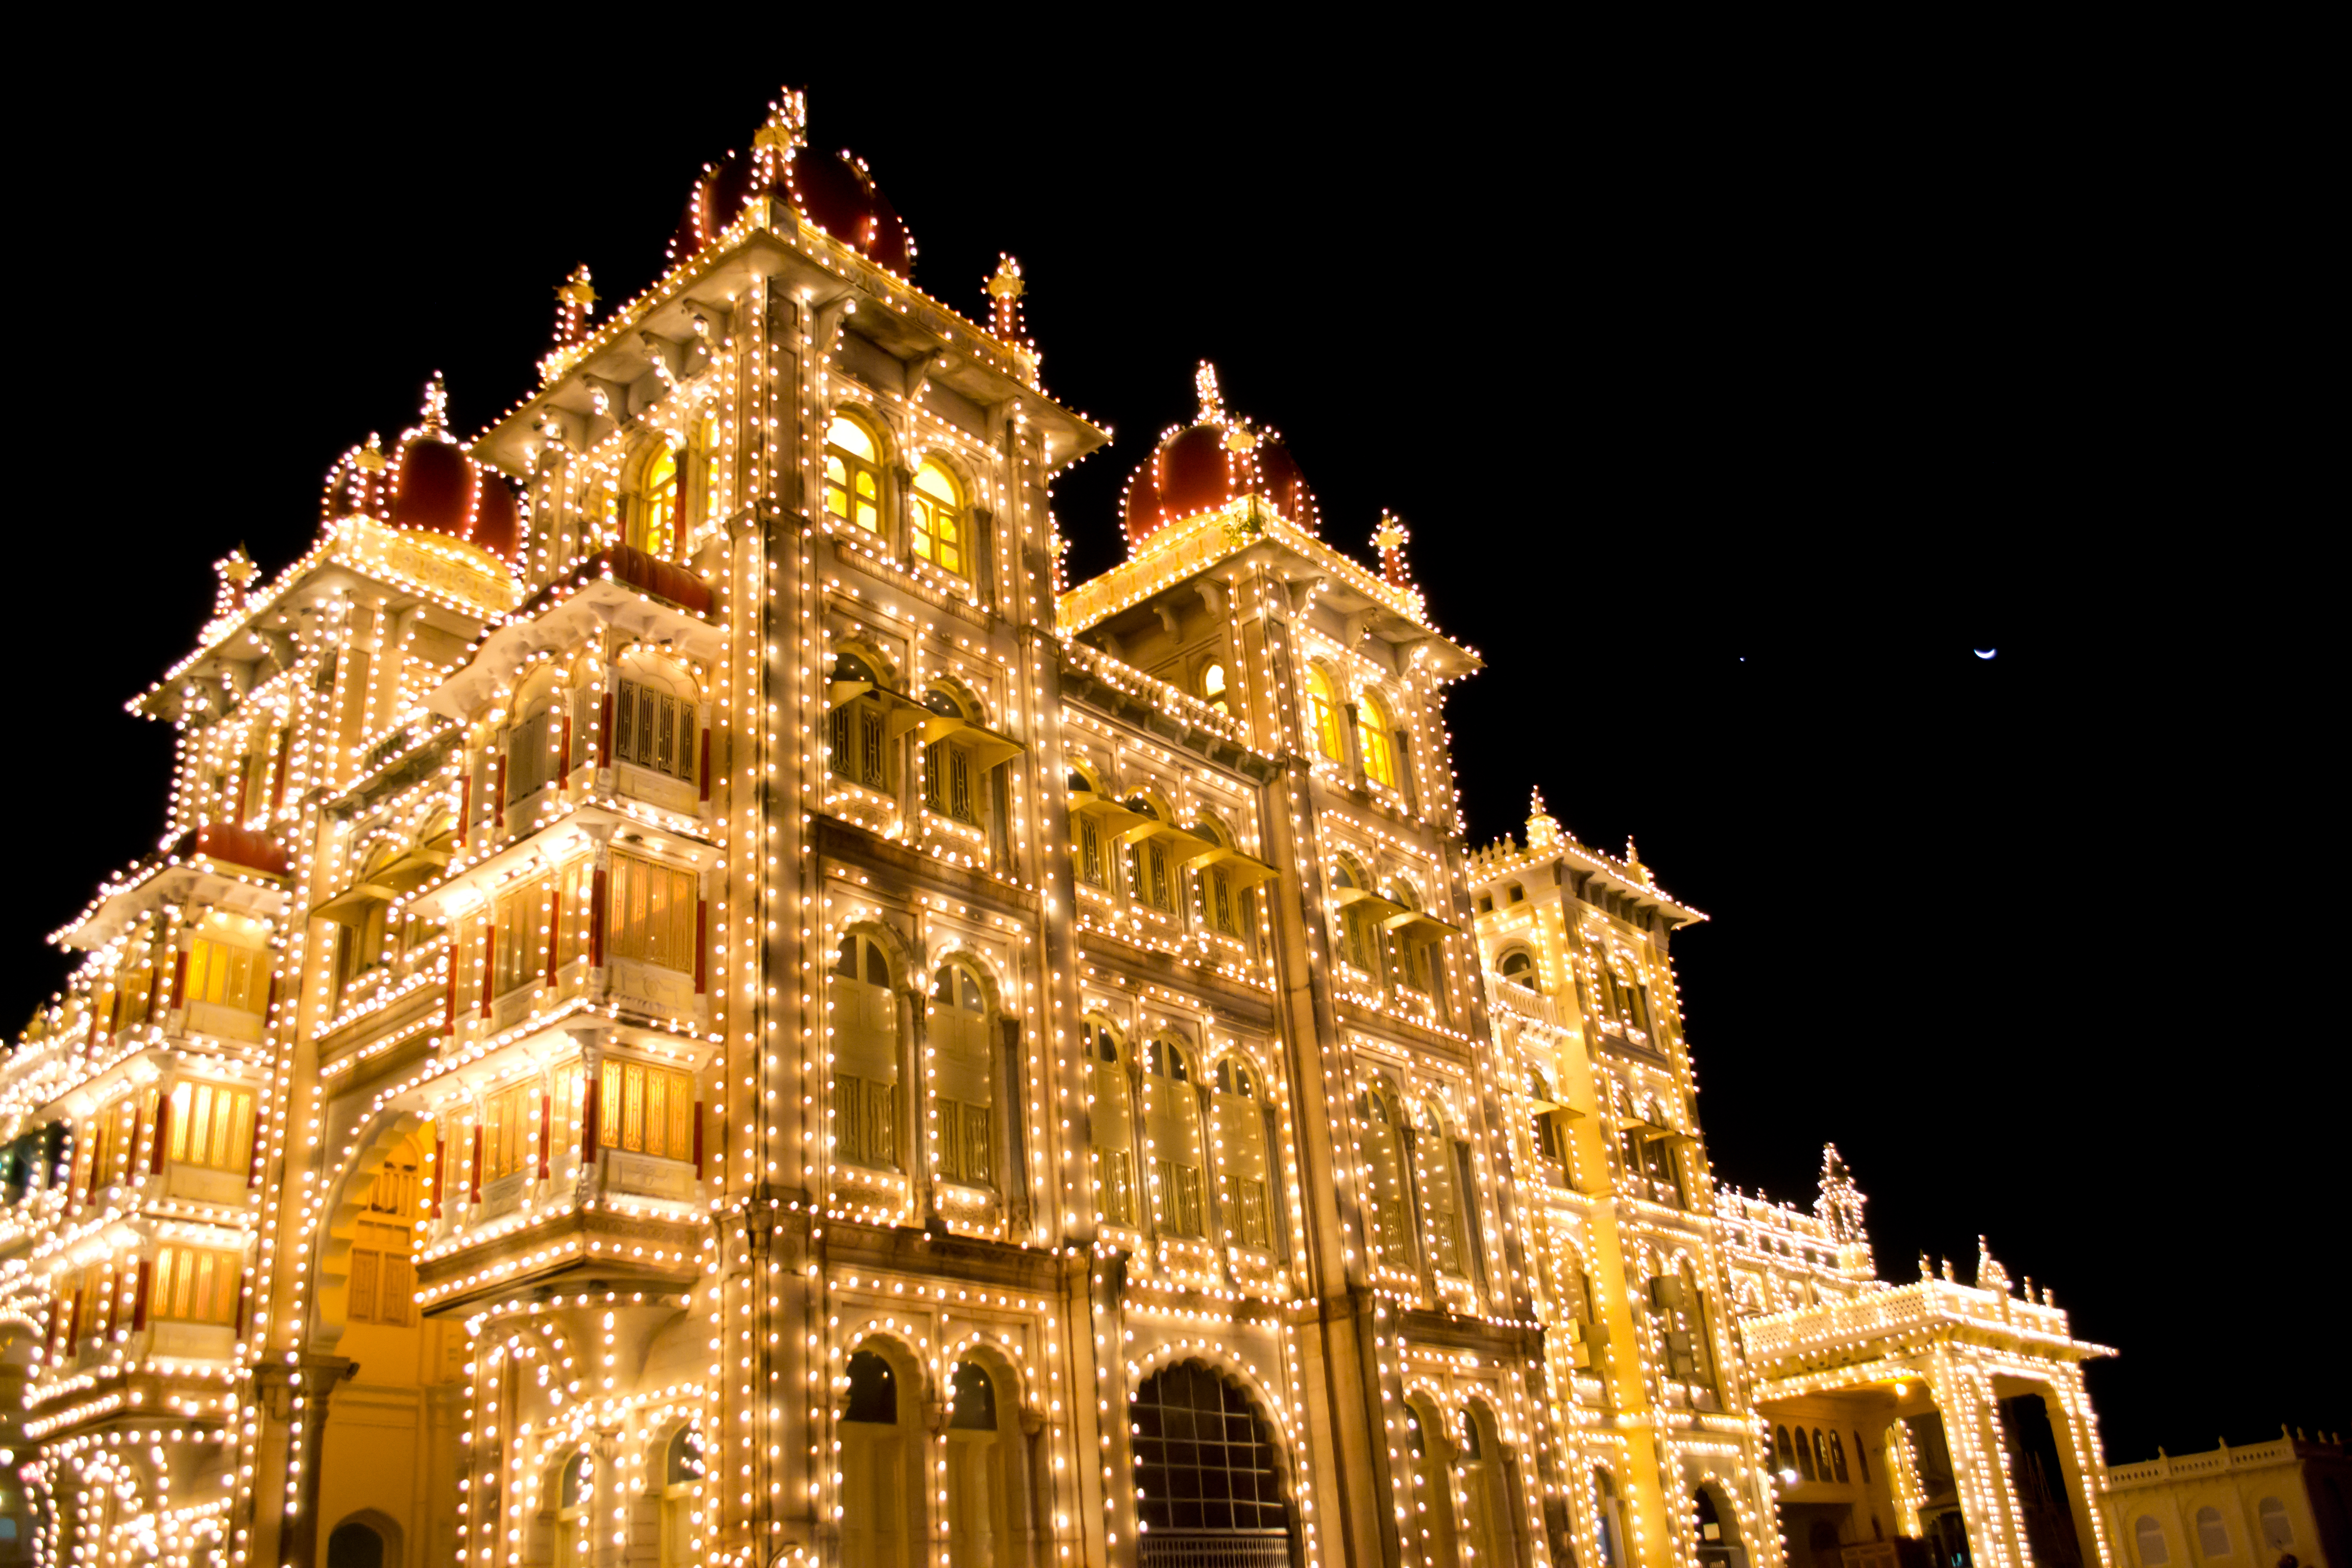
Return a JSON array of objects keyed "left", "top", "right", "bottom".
[{"left": 1925, "top": 1351, "right": 2029, "bottom": 1568}]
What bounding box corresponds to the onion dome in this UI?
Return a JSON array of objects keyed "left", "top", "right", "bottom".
[
  {"left": 667, "top": 88, "right": 915, "bottom": 276},
  {"left": 1120, "top": 362, "right": 1319, "bottom": 555},
  {"left": 320, "top": 375, "right": 521, "bottom": 561}
]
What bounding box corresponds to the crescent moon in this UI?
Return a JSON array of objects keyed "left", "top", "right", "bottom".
[{"left": 1974, "top": 648, "right": 1997, "bottom": 659}]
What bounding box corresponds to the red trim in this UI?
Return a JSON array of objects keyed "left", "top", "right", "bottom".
[
  {"left": 590, "top": 868, "right": 608, "bottom": 968},
  {"left": 692, "top": 1101, "right": 704, "bottom": 1180},
  {"left": 268, "top": 729, "right": 289, "bottom": 814},
  {"left": 469, "top": 1126, "right": 483, "bottom": 1204},
  {"left": 538, "top": 1093, "right": 551, "bottom": 1179},
  {"left": 151, "top": 1096, "right": 170, "bottom": 1173},
  {"left": 699, "top": 730, "right": 712, "bottom": 802},
  {"left": 132, "top": 1261, "right": 151, "bottom": 1332},
  {"left": 456, "top": 774, "right": 471, "bottom": 849},
  {"left": 168, "top": 948, "right": 188, "bottom": 1012},
  {"left": 597, "top": 692, "right": 614, "bottom": 768},
  {"left": 581, "top": 1076, "right": 600, "bottom": 1160},
  {"left": 444, "top": 947, "right": 459, "bottom": 1035},
  {"left": 694, "top": 898, "right": 707, "bottom": 993},
  {"left": 480, "top": 921, "right": 496, "bottom": 1017},
  {"left": 558, "top": 710, "right": 574, "bottom": 789},
  {"left": 546, "top": 883, "right": 564, "bottom": 988},
  {"left": 248, "top": 1104, "right": 264, "bottom": 1187},
  {"left": 430, "top": 1137, "right": 445, "bottom": 1217},
  {"left": 234, "top": 1287, "right": 248, "bottom": 1341},
  {"left": 492, "top": 752, "right": 507, "bottom": 834},
  {"left": 265, "top": 972, "right": 278, "bottom": 1024}
]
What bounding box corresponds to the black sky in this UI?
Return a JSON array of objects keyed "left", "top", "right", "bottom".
[{"left": 12, "top": 38, "right": 2338, "bottom": 1461}]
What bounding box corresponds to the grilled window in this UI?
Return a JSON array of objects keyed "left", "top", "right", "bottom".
[
  {"left": 608, "top": 853, "right": 699, "bottom": 973},
  {"left": 153, "top": 1246, "right": 240, "bottom": 1326},
  {"left": 167, "top": 1082, "right": 255, "bottom": 1174},
  {"left": 1130, "top": 1361, "right": 1292, "bottom": 1537},
  {"left": 599, "top": 1060, "right": 698, "bottom": 1161},
  {"left": 612, "top": 678, "right": 697, "bottom": 784}
]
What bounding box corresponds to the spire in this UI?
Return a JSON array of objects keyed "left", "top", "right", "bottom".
[
  {"left": 1624, "top": 836, "right": 1647, "bottom": 881},
  {"left": 986, "top": 254, "right": 1031, "bottom": 352},
  {"left": 1975, "top": 1236, "right": 2011, "bottom": 1296},
  {"left": 1526, "top": 788, "right": 1562, "bottom": 849},
  {"left": 752, "top": 86, "right": 808, "bottom": 155},
  {"left": 1374, "top": 511, "right": 1413, "bottom": 591},
  {"left": 1814, "top": 1143, "right": 1869, "bottom": 1242},
  {"left": 551, "top": 264, "right": 597, "bottom": 354},
  {"left": 212, "top": 548, "right": 257, "bottom": 623},
  {"left": 1195, "top": 360, "right": 1226, "bottom": 425},
  {"left": 419, "top": 372, "right": 450, "bottom": 434}
]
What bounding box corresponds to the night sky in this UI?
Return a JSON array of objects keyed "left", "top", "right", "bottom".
[{"left": 15, "top": 44, "right": 2337, "bottom": 1462}]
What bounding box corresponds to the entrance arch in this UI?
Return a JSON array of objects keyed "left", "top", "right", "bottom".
[
  {"left": 1131, "top": 1359, "right": 1295, "bottom": 1567},
  {"left": 839, "top": 1340, "right": 924, "bottom": 1568}
]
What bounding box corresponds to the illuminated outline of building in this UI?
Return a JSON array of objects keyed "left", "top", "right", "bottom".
[{"left": 0, "top": 86, "right": 2122, "bottom": 1568}]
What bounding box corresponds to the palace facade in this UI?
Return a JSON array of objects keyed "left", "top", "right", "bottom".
[{"left": 0, "top": 89, "right": 2119, "bottom": 1568}]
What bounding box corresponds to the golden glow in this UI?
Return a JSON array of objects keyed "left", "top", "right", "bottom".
[
  {"left": 825, "top": 413, "right": 882, "bottom": 532},
  {"left": 910, "top": 460, "right": 966, "bottom": 576}
]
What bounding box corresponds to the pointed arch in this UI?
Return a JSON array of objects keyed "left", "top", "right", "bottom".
[{"left": 1085, "top": 1016, "right": 1138, "bottom": 1228}]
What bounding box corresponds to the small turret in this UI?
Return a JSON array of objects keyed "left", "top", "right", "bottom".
[
  {"left": 1816, "top": 1143, "right": 1876, "bottom": 1280},
  {"left": 1375, "top": 512, "right": 1413, "bottom": 591},
  {"left": 986, "top": 254, "right": 1030, "bottom": 351},
  {"left": 549, "top": 263, "right": 598, "bottom": 357}
]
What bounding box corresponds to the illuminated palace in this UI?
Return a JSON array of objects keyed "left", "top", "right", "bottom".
[{"left": 0, "top": 89, "right": 2122, "bottom": 1568}]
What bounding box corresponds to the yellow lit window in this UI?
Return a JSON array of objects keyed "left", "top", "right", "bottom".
[
  {"left": 493, "top": 878, "right": 548, "bottom": 998},
  {"left": 600, "top": 1059, "right": 698, "bottom": 1161},
  {"left": 1200, "top": 662, "right": 1229, "bottom": 714},
  {"left": 481, "top": 1081, "right": 541, "bottom": 1184},
  {"left": 607, "top": 852, "right": 699, "bottom": 973},
  {"left": 696, "top": 409, "right": 721, "bottom": 528},
  {"left": 823, "top": 414, "right": 881, "bottom": 533},
  {"left": 635, "top": 446, "right": 679, "bottom": 558},
  {"left": 910, "top": 461, "right": 966, "bottom": 577},
  {"left": 1304, "top": 668, "right": 1344, "bottom": 761},
  {"left": 167, "top": 1081, "right": 255, "bottom": 1174},
  {"left": 185, "top": 938, "right": 268, "bottom": 1014},
  {"left": 153, "top": 1245, "right": 240, "bottom": 1325},
  {"left": 1358, "top": 692, "right": 1398, "bottom": 788},
  {"left": 348, "top": 1152, "right": 417, "bottom": 1327}
]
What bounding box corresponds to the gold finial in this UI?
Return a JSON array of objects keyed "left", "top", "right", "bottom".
[
  {"left": 355, "top": 432, "right": 386, "bottom": 473},
  {"left": 753, "top": 87, "right": 808, "bottom": 153},
  {"left": 1195, "top": 360, "right": 1224, "bottom": 424},
  {"left": 1223, "top": 424, "right": 1258, "bottom": 453},
  {"left": 555, "top": 263, "right": 598, "bottom": 308},
  {"left": 986, "top": 257, "right": 1025, "bottom": 301}
]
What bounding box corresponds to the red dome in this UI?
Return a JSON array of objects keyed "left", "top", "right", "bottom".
[
  {"left": 1120, "top": 366, "right": 1319, "bottom": 554},
  {"left": 387, "top": 431, "right": 521, "bottom": 559},
  {"left": 669, "top": 125, "right": 914, "bottom": 276}
]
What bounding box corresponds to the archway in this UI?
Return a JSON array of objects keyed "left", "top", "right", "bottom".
[
  {"left": 840, "top": 1341, "right": 924, "bottom": 1568},
  {"left": 1131, "top": 1359, "right": 1294, "bottom": 1567},
  {"left": 1695, "top": 1483, "right": 1752, "bottom": 1568},
  {"left": 1405, "top": 1394, "right": 1463, "bottom": 1565},
  {"left": 326, "top": 1512, "right": 401, "bottom": 1568},
  {"left": 944, "top": 1354, "right": 1034, "bottom": 1565}
]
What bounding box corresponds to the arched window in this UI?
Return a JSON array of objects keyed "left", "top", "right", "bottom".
[
  {"left": 1796, "top": 1425, "right": 1817, "bottom": 1481},
  {"left": 1143, "top": 1038, "right": 1206, "bottom": 1236},
  {"left": 326, "top": 1523, "right": 385, "bottom": 1568},
  {"left": 1123, "top": 796, "right": 1176, "bottom": 914},
  {"left": 1086, "top": 1021, "right": 1136, "bottom": 1226},
  {"left": 944, "top": 1360, "right": 1031, "bottom": 1565},
  {"left": 918, "top": 684, "right": 1016, "bottom": 837},
  {"left": 1777, "top": 1426, "right": 1798, "bottom": 1474},
  {"left": 1417, "top": 1101, "right": 1466, "bottom": 1279},
  {"left": 1212, "top": 1058, "right": 1274, "bottom": 1251},
  {"left": 830, "top": 932, "right": 899, "bottom": 1171},
  {"left": 1199, "top": 661, "right": 1229, "bottom": 715},
  {"left": 2135, "top": 1516, "right": 2171, "bottom": 1566},
  {"left": 635, "top": 445, "right": 679, "bottom": 558},
  {"left": 1594, "top": 1469, "right": 1628, "bottom": 1568},
  {"left": 554, "top": 1454, "right": 592, "bottom": 1565},
  {"left": 1498, "top": 945, "right": 1541, "bottom": 992},
  {"left": 910, "top": 461, "right": 967, "bottom": 577},
  {"left": 840, "top": 1348, "right": 919, "bottom": 1566},
  {"left": 1303, "top": 667, "right": 1344, "bottom": 761},
  {"left": 929, "top": 962, "right": 995, "bottom": 1189},
  {"left": 1382, "top": 877, "right": 1439, "bottom": 998},
  {"left": 1531, "top": 1069, "right": 1568, "bottom": 1163},
  {"left": 827, "top": 652, "right": 893, "bottom": 792},
  {"left": 1358, "top": 1084, "right": 1412, "bottom": 1269},
  {"left": 1812, "top": 1429, "right": 1832, "bottom": 1480},
  {"left": 660, "top": 1429, "right": 704, "bottom": 1568},
  {"left": 824, "top": 414, "right": 882, "bottom": 533},
  {"left": 2258, "top": 1498, "right": 2292, "bottom": 1552},
  {"left": 1358, "top": 690, "right": 1399, "bottom": 788},
  {"left": 2197, "top": 1508, "right": 2231, "bottom": 1557},
  {"left": 1853, "top": 1430, "right": 1871, "bottom": 1484},
  {"left": 1405, "top": 1403, "right": 1462, "bottom": 1563},
  {"left": 1190, "top": 814, "right": 1257, "bottom": 942},
  {"left": 694, "top": 408, "right": 721, "bottom": 531},
  {"left": 1460, "top": 1406, "right": 1514, "bottom": 1568},
  {"left": 1829, "top": 1429, "right": 1850, "bottom": 1482},
  {"left": 1130, "top": 1361, "right": 1293, "bottom": 1549},
  {"left": 1333, "top": 857, "right": 1381, "bottom": 974}
]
